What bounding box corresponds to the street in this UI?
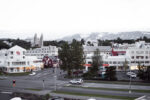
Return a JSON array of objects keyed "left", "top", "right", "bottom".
[{"left": 0, "top": 68, "right": 150, "bottom": 99}]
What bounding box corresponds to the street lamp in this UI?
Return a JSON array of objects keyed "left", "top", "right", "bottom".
[
  {"left": 129, "top": 60, "right": 132, "bottom": 94},
  {"left": 54, "top": 64, "right": 57, "bottom": 91}
]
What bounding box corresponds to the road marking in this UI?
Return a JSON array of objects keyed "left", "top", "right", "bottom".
[{"left": 1, "top": 91, "right": 12, "bottom": 94}]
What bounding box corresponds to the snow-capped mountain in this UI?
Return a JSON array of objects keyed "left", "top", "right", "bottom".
[{"left": 59, "top": 31, "right": 150, "bottom": 41}]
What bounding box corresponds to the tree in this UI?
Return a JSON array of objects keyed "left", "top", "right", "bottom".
[
  {"left": 105, "top": 66, "right": 117, "bottom": 81},
  {"left": 123, "top": 59, "right": 129, "bottom": 72},
  {"left": 87, "top": 41, "right": 94, "bottom": 46},
  {"left": 90, "top": 49, "right": 103, "bottom": 77},
  {"left": 138, "top": 64, "right": 150, "bottom": 82},
  {"left": 71, "top": 39, "right": 84, "bottom": 76},
  {"left": 59, "top": 39, "right": 84, "bottom": 77},
  {"left": 58, "top": 42, "right": 72, "bottom": 77},
  {"left": 81, "top": 38, "right": 85, "bottom": 45}
]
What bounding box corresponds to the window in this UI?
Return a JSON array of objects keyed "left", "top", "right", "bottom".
[
  {"left": 113, "top": 61, "right": 116, "bottom": 64},
  {"left": 8, "top": 62, "right": 10, "bottom": 66},
  {"left": 146, "top": 56, "right": 148, "bottom": 59},
  {"left": 10, "top": 51, "right": 13, "bottom": 55},
  {"left": 10, "top": 68, "right": 13, "bottom": 72},
  {"left": 23, "top": 56, "right": 25, "bottom": 59},
  {"left": 132, "top": 56, "right": 134, "bottom": 59},
  {"left": 145, "top": 61, "right": 149, "bottom": 63},
  {"left": 5, "top": 54, "right": 7, "bottom": 56},
  {"left": 131, "top": 61, "right": 135, "bottom": 63},
  {"left": 88, "top": 61, "right": 92, "bottom": 64},
  {"left": 109, "top": 61, "right": 112, "bottom": 64},
  {"left": 10, "top": 56, "right": 13, "bottom": 59},
  {"left": 23, "top": 51, "right": 25, "bottom": 55},
  {"left": 146, "top": 51, "right": 148, "bottom": 54}
]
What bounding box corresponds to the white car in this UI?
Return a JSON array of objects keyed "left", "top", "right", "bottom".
[
  {"left": 126, "top": 72, "right": 136, "bottom": 78},
  {"left": 29, "top": 72, "right": 36, "bottom": 76},
  {"left": 10, "top": 97, "right": 22, "bottom": 100},
  {"left": 87, "top": 98, "right": 96, "bottom": 100},
  {"left": 69, "top": 79, "right": 83, "bottom": 84}
]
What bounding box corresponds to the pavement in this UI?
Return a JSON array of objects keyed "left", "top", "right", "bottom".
[
  {"left": 50, "top": 93, "right": 120, "bottom": 100},
  {"left": 82, "top": 82, "right": 150, "bottom": 90},
  {"left": 57, "top": 86, "right": 149, "bottom": 98},
  {"left": 0, "top": 68, "right": 150, "bottom": 100}
]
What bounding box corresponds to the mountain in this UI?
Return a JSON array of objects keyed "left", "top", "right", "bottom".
[{"left": 59, "top": 31, "right": 150, "bottom": 41}]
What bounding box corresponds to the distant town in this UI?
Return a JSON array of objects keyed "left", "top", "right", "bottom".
[{"left": 0, "top": 33, "right": 150, "bottom": 100}]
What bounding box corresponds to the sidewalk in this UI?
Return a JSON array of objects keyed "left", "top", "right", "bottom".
[
  {"left": 50, "top": 93, "right": 120, "bottom": 100},
  {"left": 83, "top": 83, "right": 150, "bottom": 90}
]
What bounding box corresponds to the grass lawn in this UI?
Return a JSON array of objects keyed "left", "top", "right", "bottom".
[
  {"left": 5, "top": 72, "right": 31, "bottom": 76},
  {"left": 84, "top": 80, "right": 150, "bottom": 86},
  {"left": 67, "top": 86, "right": 150, "bottom": 93},
  {"left": 53, "top": 91, "right": 136, "bottom": 100},
  {"left": 25, "top": 88, "right": 42, "bottom": 91}
]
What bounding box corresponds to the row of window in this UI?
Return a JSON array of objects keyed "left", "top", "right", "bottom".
[
  {"left": 131, "top": 61, "right": 150, "bottom": 64},
  {"left": 104, "top": 61, "right": 150, "bottom": 65},
  {"left": 10, "top": 56, "right": 25, "bottom": 59},
  {"left": 26, "top": 51, "right": 56, "bottom": 53},
  {"left": 33, "top": 47, "right": 57, "bottom": 51},
  {"left": 104, "top": 61, "right": 124, "bottom": 64},
  {"left": 8, "top": 61, "right": 29, "bottom": 66},
  {"left": 10, "top": 51, "right": 25, "bottom": 55},
  {"left": 131, "top": 51, "right": 149, "bottom": 54},
  {"left": 26, "top": 54, "right": 56, "bottom": 56},
  {"left": 131, "top": 56, "right": 149, "bottom": 59}
]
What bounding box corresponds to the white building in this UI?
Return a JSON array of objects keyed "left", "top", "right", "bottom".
[
  {"left": 26, "top": 46, "right": 58, "bottom": 59},
  {"left": 84, "top": 41, "right": 150, "bottom": 71},
  {"left": 0, "top": 45, "right": 43, "bottom": 73},
  {"left": 103, "top": 41, "right": 150, "bottom": 71},
  {"left": 83, "top": 46, "right": 111, "bottom": 64}
]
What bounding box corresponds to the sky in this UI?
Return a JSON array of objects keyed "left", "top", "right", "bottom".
[{"left": 0, "top": 0, "right": 150, "bottom": 40}]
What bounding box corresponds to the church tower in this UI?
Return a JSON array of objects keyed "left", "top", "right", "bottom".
[
  {"left": 39, "top": 34, "right": 43, "bottom": 47},
  {"left": 33, "top": 33, "right": 37, "bottom": 46}
]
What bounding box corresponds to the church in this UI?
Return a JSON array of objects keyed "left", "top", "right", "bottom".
[{"left": 32, "top": 33, "right": 43, "bottom": 47}]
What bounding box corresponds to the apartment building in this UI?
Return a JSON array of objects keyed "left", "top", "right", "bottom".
[
  {"left": 0, "top": 45, "right": 43, "bottom": 73},
  {"left": 25, "top": 46, "right": 58, "bottom": 59}
]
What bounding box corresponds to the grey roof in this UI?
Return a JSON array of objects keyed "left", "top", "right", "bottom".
[{"left": 83, "top": 46, "right": 111, "bottom": 52}]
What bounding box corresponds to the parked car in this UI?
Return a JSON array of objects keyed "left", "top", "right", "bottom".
[
  {"left": 49, "top": 97, "right": 64, "bottom": 100},
  {"left": 10, "top": 97, "right": 22, "bottom": 100},
  {"left": 69, "top": 79, "right": 83, "bottom": 84},
  {"left": 87, "top": 98, "right": 96, "bottom": 100},
  {"left": 0, "top": 76, "right": 7, "bottom": 79},
  {"left": 29, "top": 72, "right": 36, "bottom": 76},
  {"left": 126, "top": 72, "right": 136, "bottom": 78}
]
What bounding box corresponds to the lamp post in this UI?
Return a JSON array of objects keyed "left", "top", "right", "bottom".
[
  {"left": 129, "top": 60, "right": 132, "bottom": 94},
  {"left": 54, "top": 64, "right": 57, "bottom": 91}
]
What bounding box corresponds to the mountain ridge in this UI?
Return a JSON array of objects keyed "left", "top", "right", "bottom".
[{"left": 58, "top": 31, "right": 150, "bottom": 41}]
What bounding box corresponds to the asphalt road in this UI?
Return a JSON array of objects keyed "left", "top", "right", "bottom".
[
  {"left": 57, "top": 86, "right": 149, "bottom": 98},
  {"left": 0, "top": 68, "right": 150, "bottom": 99}
]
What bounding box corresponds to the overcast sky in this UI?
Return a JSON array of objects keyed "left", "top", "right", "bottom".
[{"left": 0, "top": 0, "right": 150, "bottom": 40}]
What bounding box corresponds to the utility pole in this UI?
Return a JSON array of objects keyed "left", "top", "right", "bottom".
[
  {"left": 129, "top": 65, "right": 132, "bottom": 94},
  {"left": 42, "top": 80, "right": 45, "bottom": 89},
  {"left": 54, "top": 65, "right": 57, "bottom": 91}
]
